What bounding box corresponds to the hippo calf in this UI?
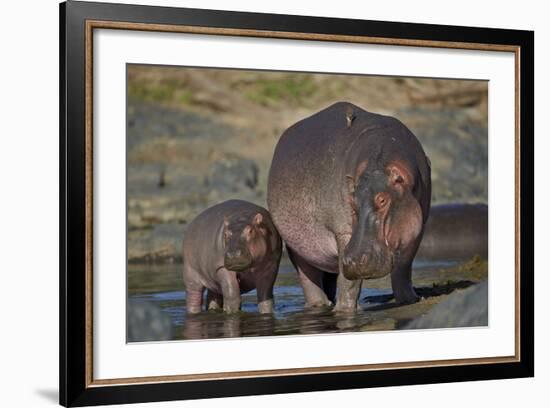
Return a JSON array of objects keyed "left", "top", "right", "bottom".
[
  {"left": 182, "top": 200, "right": 282, "bottom": 314},
  {"left": 268, "top": 102, "right": 431, "bottom": 312}
]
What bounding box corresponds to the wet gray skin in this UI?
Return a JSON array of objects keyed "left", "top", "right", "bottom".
[
  {"left": 267, "top": 102, "right": 431, "bottom": 312},
  {"left": 182, "top": 200, "right": 282, "bottom": 314}
]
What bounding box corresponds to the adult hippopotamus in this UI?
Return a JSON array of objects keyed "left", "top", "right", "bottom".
[
  {"left": 182, "top": 200, "right": 282, "bottom": 314},
  {"left": 267, "top": 102, "right": 431, "bottom": 312},
  {"left": 416, "top": 203, "right": 488, "bottom": 261}
]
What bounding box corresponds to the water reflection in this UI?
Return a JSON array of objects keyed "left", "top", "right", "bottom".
[
  {"left": 128, "top": 260, "right": 465, "bottom": 342},
  {"left": 182, "top": 313, "right": 276, "bottom": 339}
]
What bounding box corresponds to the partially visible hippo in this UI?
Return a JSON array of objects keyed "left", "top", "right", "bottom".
[
  {"left": 416, "top": 203, "right": 488, "bottom": 261},
  {"left": 268, "top": 102, "right": 431, "bottom": 312},
  {"left": 182, "top": 200, "right": 282, "bottom": 314}
]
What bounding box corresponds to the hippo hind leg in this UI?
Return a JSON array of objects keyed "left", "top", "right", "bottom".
[
  {"left": 206, "top": 290, "right": 223, "bottom": 311},
  {"left": 287, "top": 247, "right": 332, "bottom": 308}
]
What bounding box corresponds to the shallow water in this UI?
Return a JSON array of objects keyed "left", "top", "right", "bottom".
[{"left": 128, "top": 259, "right": 466, "bottom": 342}]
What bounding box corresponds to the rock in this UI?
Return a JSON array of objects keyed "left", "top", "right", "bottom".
[
  {"left": 128, "top": 223, "right": 186, "bottom": 263},
  {"left": 397, "top": 107, "right": 488, "bottom": 204},
  {"left": 207, "top": 154, "right": 259, "bottom": 192},
  {"left": 127, "top": 299, "right": 173, "bottom": 342},
  {"left": 404, "top": 280, "right": 488, "bottom": 329}
]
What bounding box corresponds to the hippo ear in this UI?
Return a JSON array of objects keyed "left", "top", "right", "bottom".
[
  {"left": 253, "top": 213, "right": 263, "bottom": 226},
  {"left": 387, "top": 161, "right": 413, "bottom": 187}
]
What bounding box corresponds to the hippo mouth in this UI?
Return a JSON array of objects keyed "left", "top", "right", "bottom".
[
  {"left": 224, "top": 256, "right": 253, "bottom": 272},
  {"left": 342, "top": 244, "right": 394, "bottom": 280},
  {"left": 224, "top": 244, "right": 253, "bottom": 272}
]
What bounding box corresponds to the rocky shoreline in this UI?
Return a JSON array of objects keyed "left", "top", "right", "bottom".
[
  {"left": 127, "top": 102, "right": 488, "bottom": 263},
  {"left": 127, "top": 68, "right": 487, "bottom": 264}
]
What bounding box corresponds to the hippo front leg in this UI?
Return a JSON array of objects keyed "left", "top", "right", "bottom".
[
  {"left": 256, "top": 262, "right": 278, "bottom": 314},
  {"left": 333, "top": 272, "right": 362, "bottom": 313},
  {"left": 391, "top": 261, "right": 420, "bottom": 304},
  {"left": 217, "top": 267, "right": 241, "bottom": 313},
  {"left": 333, "top": 235, "right": 362, "bottom": 312},
  {"left": 257, "top": 298, "right": 273, "bottom": 314}
]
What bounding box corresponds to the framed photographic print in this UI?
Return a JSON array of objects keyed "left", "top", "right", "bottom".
[{"left": 60, "top": 0, "right": 534, "bottom": 406}]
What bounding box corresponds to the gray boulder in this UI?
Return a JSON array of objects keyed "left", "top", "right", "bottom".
[
  {"left": 127, "top": 299, "right": 173, "bottom": 342},
  {"left": 128, "top": 222, "right": 186, "bottom": 262},
  {"left": 405, "top": 280, "right": 488, "bottom": 329},
  {"left": 207, "top": 155, "right": 259, "bottom": 192}
]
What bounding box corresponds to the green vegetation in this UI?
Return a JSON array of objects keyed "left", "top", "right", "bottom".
[
  {"left": 128, "top": 81, "right": 193, "bottom": 105},
  {"left": 128, "top": 74, "right": 319, "bottom": 108},
  {"left": 245, "top": 76, "right": 317, "bottom": 106},
  {"left": 434, "top": 255, "right": 488, "bottom": 283}
]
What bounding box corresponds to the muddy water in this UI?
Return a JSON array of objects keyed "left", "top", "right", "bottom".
[{"left": 127, "top": 258, "right": 484, "bottom": 342}]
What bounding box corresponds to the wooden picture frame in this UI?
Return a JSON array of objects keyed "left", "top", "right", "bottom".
[{"left": 60, "top": 1, "right": 534, "bottom": 406}]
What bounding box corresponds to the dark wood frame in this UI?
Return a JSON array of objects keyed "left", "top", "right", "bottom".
[{"left": 60, "top": 0, "right": 534, "bottom": 406}]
